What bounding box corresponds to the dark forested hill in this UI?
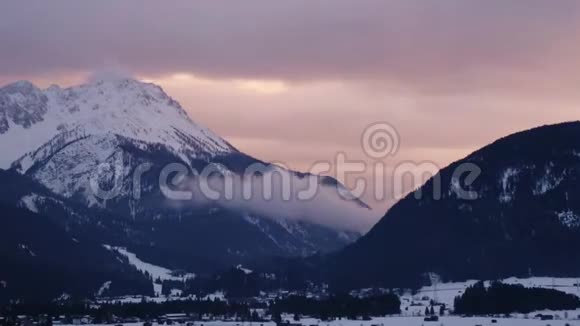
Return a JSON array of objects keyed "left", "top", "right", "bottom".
[{"left": 328, "top": 121, "right": 580, "bottom": 289}]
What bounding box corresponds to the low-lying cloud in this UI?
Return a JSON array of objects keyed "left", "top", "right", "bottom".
[{"left": 161, "top": 164, "right": 379, "bottom": 233}]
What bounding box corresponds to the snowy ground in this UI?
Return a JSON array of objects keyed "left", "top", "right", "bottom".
[
  {"left": 286, "top": 314, "right": 580, "bottom": 326},
  {"left": 61, "top": 315, "right": 580, "bottom": 326},
  {"left": 314, "top": 316, "right": 580, "bottom": 326},
  {"left": 93, "top": 249, "right": 580, "bottom": 322},
  {"left": 102, "top": 245, "right": 196, "bottom": 296},
  {"left": 399, "top": 276, "right": 580, "bottom": 316},
  {"left": 60, "top": 323, "right": 276, "bottom": 326}
]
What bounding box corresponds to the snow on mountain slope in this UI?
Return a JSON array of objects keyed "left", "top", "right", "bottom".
[
  {"left": 0, "top": 78, "right": 364, "bottom": 276},
  {"left": 0, "top": 78, "right": 234, "bottom": 170},
  {"left": 104, "top": 245, "right": 195, "bottom": 296},
  {"left": 19, "top": 193, "right": 40, "bottom": 213},
  {"left": 103, "top": 245, "right": 196, "bottom": 282}
]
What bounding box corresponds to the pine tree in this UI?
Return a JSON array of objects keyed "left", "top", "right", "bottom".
[
  {"left": 251, "top": 311, "right": 260, "bottom": 321},
  {"left": 272, "top": 311, "right": 282, "bottom": 324}
]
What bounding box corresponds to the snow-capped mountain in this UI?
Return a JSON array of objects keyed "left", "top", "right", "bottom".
[
  {"left": 0, "top": 78, "right": 364, "bottom": 276},
  {"left": 328, "top": 121, "right": 580, "bottom": 290},
  {"left": 0, "top": 79, "right": 233, "bottom": 170}
]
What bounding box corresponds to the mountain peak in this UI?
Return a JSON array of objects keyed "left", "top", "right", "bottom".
[
  {"left": 88, "top": 77, "right": 163, "bottom": 93},
  {"left": 0, "top": 78, "right": 235, "bottom": 169},
  {"left": 1, "top": 80, "right": 38, "bottom": 91},
  {"left": 0, "top": 80, "right": 48, "bottom": 137},
  {"left": 59, "top": 77, "right": 186, "bottom": 117}
]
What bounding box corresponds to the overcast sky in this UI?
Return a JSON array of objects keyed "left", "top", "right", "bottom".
[{"left": 1, "top": 0, "right": 580, "bottom": 215}]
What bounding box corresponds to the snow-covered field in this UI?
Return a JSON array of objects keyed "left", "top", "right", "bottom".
[
  {"left": 61, "top": 314, "right": 580, "bottom": 326},
  {"left": 286, "top": 314, "right": 577, "bottom": 326},
  {"left": 320, "top": 316, "right": 580, "bottom": 326},
  {"left": 399, "top": 276, "right": 580, "bottom": 315},
  {"left": 61, "top": 324, "right": 276, "bottom": 326},
  {"left": 59, "top": 324, "right": 269, "bottom": 326},
  {"left": 102, "top": 245, "right": 196, "bottom": 296},
  {"left": 92, "top": 252, "right": 580, "bottom": 324}
]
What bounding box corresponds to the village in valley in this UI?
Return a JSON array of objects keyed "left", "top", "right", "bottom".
[{"left": 3, "top": 275, "right": 580, "bottom": 326}]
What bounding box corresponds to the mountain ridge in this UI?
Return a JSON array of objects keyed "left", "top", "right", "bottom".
[
  {"left": 0, "top": 78, "right": 368, "bottom": 286},
  {"left": 0, "top": 78, "right": 235, "bottom": 170},
  {"left": 327, "top": 121, "right": 580, "bottom": 290}
]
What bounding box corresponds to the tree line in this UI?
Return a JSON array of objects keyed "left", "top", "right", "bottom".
[
  {"left": 271, "top": 294, "right": 401, "bottom": 320},
  {"left": 454, "top": 281, "right": 580, "bottom": 315},
  {"left": 0, "top": 299, "right": 252, "bottom": 322}
]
